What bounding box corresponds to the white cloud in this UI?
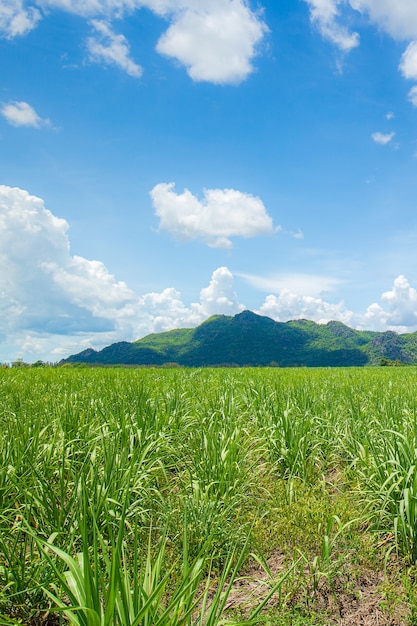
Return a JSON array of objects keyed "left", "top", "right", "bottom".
[
  {"left": 305, "top": 1, "right": 417, "bottom": 57},
  {"left": 408, "top": 85, "right": 417, "bottom": 106},
  {"left": 156, "top": 0, "right": 267, "bottom": 84},
  {"left": 197, "top": 266, "right": 244, "bottom": 316},
  {"left": 1, "top": 0, "right": 266, "bottom": 84},
  {"left": 305, "top": 1, "right": 417, "bottom": 99},
  {"left": 0, "top": 185, "right": 130, "bottom": 338},
  {"left": 358, "top": 302, "right": 390, "bottom": 332},
  {"left": 258, "top": 291, "right": 354, "bottom": 326},
  {"left": 371, "top": 131, "right": 395, "bottom": 145},
  {"left": 0, "top": 0, "right": 41, "bottom": 39},
  {"left": 6, "top": 186, "right": 417, "bottom": 363},
  {"left": 1, "top": 101, "right": 49, "bottom": 128},
  {"left": 399, "top": 40, "right": 417, "bottom": 79},
  {"left": 0, "top": 185, "right": 248, "bottom": 361},
  {"left": 11, "top": 0, "right": 417, "bottom": 88},
  {"left": 304, "top": 0, "right": 359, "bottom": 51},
  {"left": 398, "top": 41, "right": 417, "bottom": 106},
  {"left": 151, "top": 182, "right": 276, "bottom": 248},
  {"left": 87, "top": 19, "right": 142, "bottom": 77},
  {"left": 350, "top": 0, "right": 417, "bottom": 41},
  {"left": 41, "top": 255, "right": 135, "bottom": 316},
  {"left": 131, "top": 267, "right": 244, "bottom": 336},
  {"left": 256, "top": 274, "right": 417, "bottom": 333},
  {"left": 380, "top": 275, "right": 417, "bottom": 326},
  {"left": 359, "top": 276, "right": 417, "bottom": 331}
]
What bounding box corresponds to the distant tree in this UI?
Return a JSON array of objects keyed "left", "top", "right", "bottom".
[
  {"left": 379, "top": 358, "right": 405, "bottom": 367},
  {"left": 11, "top": 358, "right": 29, "bottom": 368}
]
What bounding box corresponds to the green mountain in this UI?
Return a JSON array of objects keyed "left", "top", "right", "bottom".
[{"left": 61, "top": 311, "right": 417, "bottom": 367}]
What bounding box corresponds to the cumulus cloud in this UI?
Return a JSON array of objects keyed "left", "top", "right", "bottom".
[
  {"left": 198, "top": 266, "right": 244, "bottom": 316},
  {"left": 0, "top": 185, "right": 132, "bottom": 338},
  {"left": 87, "top": 19, "right": 143, "bottom": 77},
  {"left": 379, "top": 275, "right": 417, "bottom": 326},
  {"left": 1, "top": 101, "right": 49, "bottom": 128},
  {"left": 255, "top": 274, "right": 417, "bottom": 334},
  {"left": 151, "top": 182, "right": 276, "bottom": 248},
  {"left": 241, "top": 269, "right": 355, "bottom": 326},
  {"left": 0, "top": 185, "right": 248, "bottom": 361},
  {"left": 258, "top": 291, "right": 354, "bottom": 326},
  {"left": 41, "top": 255, "right": 135, "bottom": 317},
  {"left": 350, "top": 1, "right": 417, "bottom": 41},
  {"left": 6, "top": 185, "right": 417, "bottom": 363},
  {"left": 371, "top": 131, "right": 395, "bottom": 145},
  {"left": 359, "top": 276, "right": 417, "bottom": 331},
  {"left": 156, "top": 1, "right": 267, "bottom": 84},
  {"left": 1, "top": 0, "right": 266, "bottom": 84}
]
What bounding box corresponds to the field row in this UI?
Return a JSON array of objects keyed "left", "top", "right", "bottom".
[{"left": 1, "top": 367, "right": 417, "bottom": 624}]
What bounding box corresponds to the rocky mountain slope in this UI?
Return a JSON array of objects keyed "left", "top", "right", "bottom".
[{"left": 62, "top": 311, "right": 417, "bottom": 367}]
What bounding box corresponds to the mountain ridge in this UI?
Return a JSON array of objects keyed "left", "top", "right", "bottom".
[{"left": 61, "top": 311, "right": 417, "bottom": 367}]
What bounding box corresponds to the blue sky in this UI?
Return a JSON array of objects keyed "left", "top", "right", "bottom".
[{"left": 2, "top": 0, "right": 417, "bottom": 362}]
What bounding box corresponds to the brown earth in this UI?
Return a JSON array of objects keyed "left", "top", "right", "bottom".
[{"left": 222, "top": 551, "right": 410, "bottom": 625}]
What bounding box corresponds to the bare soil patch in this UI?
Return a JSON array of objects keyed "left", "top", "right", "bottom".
[{"left": 221, "top": 551, "right": 409, "bottom": 625}]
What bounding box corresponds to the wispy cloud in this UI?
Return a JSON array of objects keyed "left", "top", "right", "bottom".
[
  {"left": 408, "top": 85, "right": 417, "bottom": 107},
  {"left": 303, "top": 0, "right": 359, "bottom": 52},
  {"left": 237, "top": 271, "right": 341, "bottom": 297},
  {"left": 399, "top": 41, "right": 417, "bottom": 80},
  {"left": 0, "top": 1, "right": 41, "bottom": 39},
  {"left": 303, "top": 1, "right": 417, "bottom": 105},
  {"left": 371, "top": 131, "right": 395, "bottom": 145},
  {"left": 87, "top": 20, "right": 142, "bottom": 78}
]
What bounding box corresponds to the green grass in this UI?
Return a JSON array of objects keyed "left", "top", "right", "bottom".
[{"left": 1, "top": 366, "right": 417, "bottom": 624}]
